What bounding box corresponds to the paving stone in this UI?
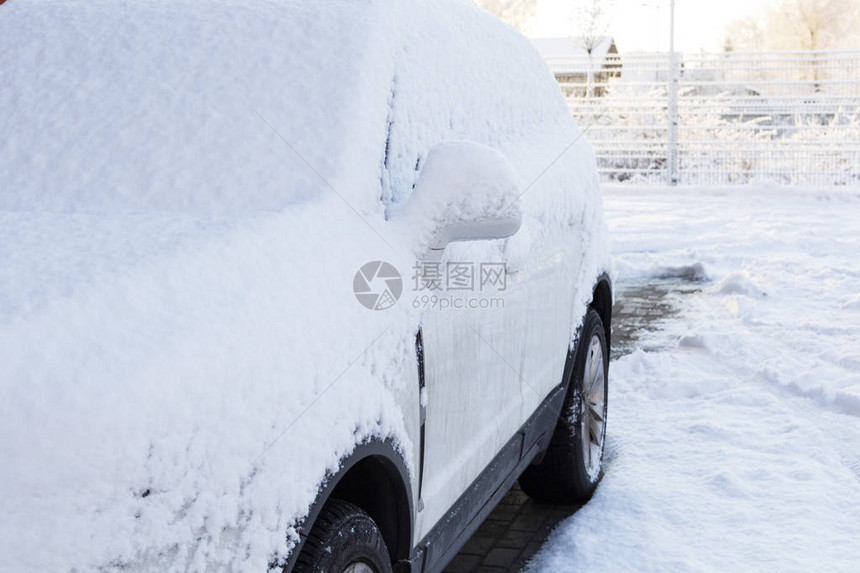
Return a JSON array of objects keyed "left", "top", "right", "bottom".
[
  {"left": 444, "top": 553, "right": 483, "bottom": 573},
  {"left": 495, "top": 528, "right": 534, "bottom": 549},
  {"left": 523, "top": 541, "right": 544, "bottom": 555},
  {"left": 482, "top": 547, "right": 521, "bottom": 569},
  {"left": 459, "top": 534, "right": 497, "bottom": 556},
  {"left": 486, "top": 502, "right": 521, "bottom": 522},
  {"left": 511, "top": 541, "right": 545, "bottom": 570},
  {"left": 508, "top": 511, "right": 548, "bottom": 532},
  {"left": 472, "top": 518, "right": 508, "bottom": 538}
]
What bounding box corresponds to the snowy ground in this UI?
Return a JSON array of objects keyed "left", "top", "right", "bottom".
[{"left": 527, "top": 185, "right": 860, "bottom": 572}]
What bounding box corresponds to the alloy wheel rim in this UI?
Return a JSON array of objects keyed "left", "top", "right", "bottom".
[{"left": 581, "top": 333, "right": 606, "bottom": 479}]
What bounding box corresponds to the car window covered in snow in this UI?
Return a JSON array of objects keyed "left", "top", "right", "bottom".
[
  {"left": 380, "top": 1, "right": 582, "bottom": 211},
  {"left": 0, "top": 0, "right": 389, "bottom": 215}
]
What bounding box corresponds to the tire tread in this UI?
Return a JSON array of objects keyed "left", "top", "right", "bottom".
[{"left": 292, "top": 499, "right": 392, "bottom": 573}]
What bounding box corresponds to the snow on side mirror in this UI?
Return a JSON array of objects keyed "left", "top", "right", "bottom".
[{"left": 396, "top": 141, "right": 522, "bottom": 255}]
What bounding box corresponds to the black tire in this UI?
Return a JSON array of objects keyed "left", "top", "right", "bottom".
[
  {"left": 293, "top": 499, "right": 393, "bottom": 573},
  {"left": 519, "top": 309, "right": 609, "bottom": 503}
]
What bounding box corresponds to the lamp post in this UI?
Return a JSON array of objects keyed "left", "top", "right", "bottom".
[{"left": 639, "top": 0, "right": 679, "bottom": 185}]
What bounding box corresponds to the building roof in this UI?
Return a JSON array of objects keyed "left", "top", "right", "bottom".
[{"left": 530, "top": 36, "right": 618, "bottom": 75}]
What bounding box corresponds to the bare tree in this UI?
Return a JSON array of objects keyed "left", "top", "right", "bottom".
[
  {"left": 570, "top": 0, "right": 614, "bottom": 97},
  {"left": 725, "top": 0, "right": 859, "bottom": 52},
  {"left": 472, "top": 0, "right": 537, "bottom": 32},
  {"left": 572, "top": 0, "right": 612, "bottom": 55}
]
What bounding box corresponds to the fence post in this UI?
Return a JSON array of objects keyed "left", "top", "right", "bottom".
[
  {"left": 667, "top": 0, "right": 679, "bottom": 186},
  {"left": 667, "top": 53, "right": 679, "bottom": 185}
]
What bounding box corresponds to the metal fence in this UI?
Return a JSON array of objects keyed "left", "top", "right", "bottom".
[{"left": 551, "top": 49, "right": 860, "bottom": 186}]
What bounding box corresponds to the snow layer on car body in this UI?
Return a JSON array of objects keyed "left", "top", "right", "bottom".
[{"left": 0, "top": 0, "right": 611, "bottom": 571}]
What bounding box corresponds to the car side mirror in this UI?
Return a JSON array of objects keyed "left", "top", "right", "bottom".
[{"left": 395, "top": 142, "right": 522, "bottom": 255}]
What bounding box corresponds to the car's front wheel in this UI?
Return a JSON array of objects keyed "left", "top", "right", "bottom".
[
  {"left": 519, "top": 309, "right": 609, "bottom": 503},
  {"left": 293, "top": 499, "right": 392, "bottom": 573}
]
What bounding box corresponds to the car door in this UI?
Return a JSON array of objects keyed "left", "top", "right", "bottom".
[
  {"left": 415, "top": 239, "right": 577, "bottom": 535},
  {"left": 382, "top": 2, "right": 587, "bottom": 539}
]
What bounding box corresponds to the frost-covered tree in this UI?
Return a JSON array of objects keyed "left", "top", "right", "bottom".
[
  {"left": 571, "top": 0, "right": 612, "bottom": 55},
  {"left": 569, "top": 0, "right": 614, "bottom": 97},
  {"left": 472, "top": 0, "right": 537, "bottom": 32},
  {"left": 724, "top": 0, "right": 860, "bottom": 51},
  {"left": 765, "top": 0, "right": 859, "bottom": 51}
]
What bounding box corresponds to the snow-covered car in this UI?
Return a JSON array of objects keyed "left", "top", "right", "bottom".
[{"left": 0, "top": 1, "right": 612, "bottom": 572}]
